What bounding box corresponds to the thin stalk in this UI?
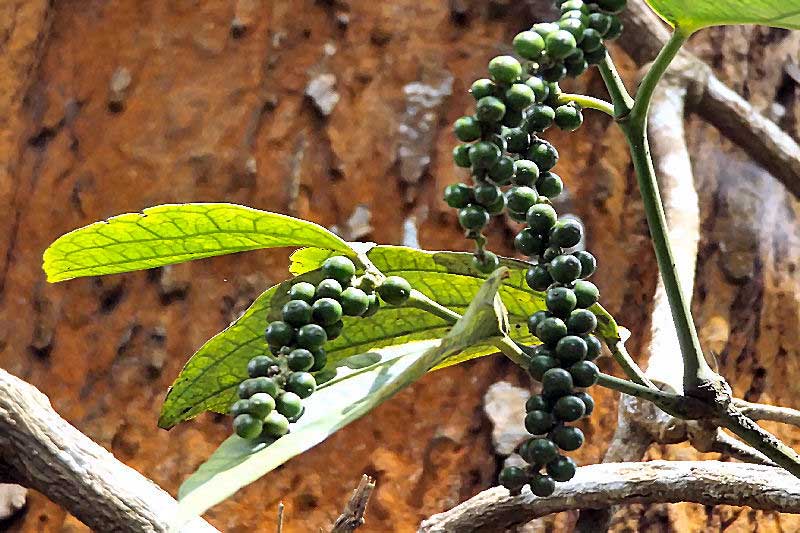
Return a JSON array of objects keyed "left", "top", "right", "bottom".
[
  {"left": 596, "top": 373, "right": 677, "bottom": 405},
  {"left": 617, "top": 29, "right": 715, "bottom": 394},
  {"left": 557, "top": 93, "right": 615, "bottom": 117},
  {"left": 597, "top": 53, "right": 634, "bottom": 118},
  {"left": 406, "top": 290, "right": 462, "bottom": 323}
]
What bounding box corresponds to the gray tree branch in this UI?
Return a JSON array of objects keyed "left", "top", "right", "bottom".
[
  {"left": 0, "top": 368, "right": 219, "bottom": 533},
  {"left": 418, "top": 461, "right": 800, "bottom": 533}
]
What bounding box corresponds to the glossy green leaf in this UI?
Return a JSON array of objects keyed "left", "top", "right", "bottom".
[
  {"left": 176, "top": 269, "right": 510, "bottom": 516},
  {"left": 645, "top": 0, "right": 800, "bottom": 32},
  {"left": 43, "top": 203, "right": 352, "bottom": 282},
  {"left": 158, "top": 245, "right": 619, "bottom": 429}
]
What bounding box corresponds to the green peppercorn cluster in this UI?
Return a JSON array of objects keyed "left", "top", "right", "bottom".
[
  {"left": 446, "top": 0, "right": 626, "bottom": 275},
  {"left": 230, "top": 256, "right": 404, "bottom": 441}
]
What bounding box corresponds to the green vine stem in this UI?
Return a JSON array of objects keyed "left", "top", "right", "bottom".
[
  {"left": 599, "top": 33, "right": 800, "bottom": 478},
  {"left": 557, "top": 93, "right": 615, "bottom": 117}
]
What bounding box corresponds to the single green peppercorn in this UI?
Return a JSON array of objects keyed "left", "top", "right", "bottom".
[
  {"left": 528, "top": 140, "right": 559, "bottom": 171},
  {"left": 555, "top": 334, "right": 588, "bottom": 365},
  {"left": 476, "top": 96, "right": 507, "bottom": 123},
  {"left": 230, "top": 399, "right": 252, "bottom": 417},
  {"left": 488, "top": 156, "right": 516, "bottom": 183},
  {"left": 485, "top": 194, "right": 507, "bottom": 215},
  {"left": 542, "top": 367, "right": 574, "bottom": 398},
  {"left": 546, "top": 286, "right": 578, "bottom": 316},
  {"left": 238, "top": 377, "right": 280, "bottom": 399},
  {"left": 377, "top": 276, "right": 412, "bottom": 305},
  {"left": 547, "top": 455, "right": 577, "bottom": 482},
  {"left": 309, "top": 347, "right": 328, "bottom": 371},
  {"left": 233, "top": 414, "right": 263, "bottom": 439},
  {"left": 275, "top": 392, "right": 304, "bottom": 419},
  {"left": 545, "top": 30, "right": 577, "bottom": 59},
  {"left": 527, "top": 311, "right": 550, "bottom": 336},
  {"left": 526, "top": 393, "right": 550, "bottom": 413},
  {"left": 558, "top": 17, "right": 585, "bottom": 42},
  {"left": 526, "top": 264, "right": 553, "bottom": 292},
  {"left": 526, "top": 437, "right": 559, "bottom": 464},
  {"left": 453, "top": 116, "right": 482, "bottom": 141},
  {"left": 453, "top": 144, "right": 472, "bottom": 167},
  {"left": 286, "top": 372, "right": 317, "bottom": 399},
  {"left": 530, "top": 474, "right": 556, "bottom": 497},
  {"left": 567, "top": 309, "right": 597, "bottom": 335},
  {"left": 536, "top": 317, "right": 569, "bottom": 346},
  {"left": 597, "top": 0, "right": 627, "bottom": 15},
  {"left": 572, "top": 250, "right": 597, "bottom": 278},
  {"left": 533, "top": 22, "right": 560, "bottom": 37},
  {"left": 265, "top": 320, "right": 294, "bottom": 347},
  {"left": 529, "top": 354, "right": 560, "bottom": 381},
  {"left": 311, "top": 297, "right": 343, "bottom": 326},
  {"left": 322, "top": 256, "right": 356, "bottom": 284},
  {"left": 584, "top": 44, "right": 608, "bottom": 65},
  {"left": 458, "top": 205, "right": 490, "bottom": 231},
  {"left": 289, "top": 282, "right": 316, "bottom": 303},
  {"left": 526, "top": 203, "right": 558, "bottom": 233},
  {"left": 472, "top": 251, "right": 500, "bottom": 274},
  {"left": 316, "top": 278, "right": 343, "bottom": 299},
  {"left": 488, "top": 55, "right": 523, "bottom": 84},
  {"left": 525, "top": 410, "right": 556, "bottom": 435},
  {"left": 605, "top": 15, "right": 623, "bottom": 39},
  {"left": 498, "top": 466, "right": 527, "bottom": 492},
  {"left": 469, "top": 140, "right": 502, "bottom": 169},
  {"left": 588, "top": 12, "right": 612, "bottom": 34},
  {"left": 282, "top": 299, "right": 312, "bottom": 327},
  {"left": 296, "top": 323, "right": 327, "bottom": 350},
  {"left": 324, "top": 320, "right": 344, "bottom": 341},
  {"left": 512, "top": 159, "right": 540, "bottom": 186},
  {"left": 513, "top": 31, "right": 546, "bottom": 59},
  {"left": 580, "top": 28, "right": 603, "bottom": 52},
  {"left": 505, "top": 128, "right": 531, "bottom": 154},
  {"left": 540, "top": 63, "right": 567, "bottom": 83},
  {"left": 554, "top": 395, "right": 586, "bottom": 422},
  {"left": 583, "top": 334, "right": 602, "bottom": 360},
  {"left": 551, "top": 425, "right": 585, "bottom": 451},
  {"left": 550, "top": 219, "right": 583, "bottom": 248},
  {"left": 247, "top": 355, "right": 276, "bottom": 378},
  {"left": 570, "top": 360, "right": 600, "bottom": 387},
  {"left": 574, "top": 280, "right": 599, "bottom": 308},
  {"left": 526, "top": 105, "right": 556, "bottom": 132},
  {"left": 537, "top": 172, "right": 564, "bottom": 199},
  {"left": 287, "top": 348, "right": 316, "bottom": 372},
  {"left": 444, "top": 183, "right": 474, "bottom": 208},
  {"left": 248, "top": 392, "right": 276, "bottom": 419},
  {"left": 506, "top": 186, "right": 539, "bottom": 213},
  {"left": 470, "top": 78, "right": 498, "bottom": 100},
  {"left": 525, "top": 76, "right": 550, "bottom": 103},
  {"left": 515, "top": 228, "right": 546, "bottom": 257},
  {"left": 549, "top": 254, "right": 583, "bottom": 283},
  {"left": 340, "top": 286, "right": 370, "bottom": 316},
  {"left": 262, "top": 411, "right": 290, "bottom": 437},
  {"left": 575, "top": 391, "right": 595, "bottom": 416},
  {"left": 506, "top": 84, "right": 537, "bottom": 110},
  {"left": 554, "top": 104, "right": 584, "bottom": 131}
]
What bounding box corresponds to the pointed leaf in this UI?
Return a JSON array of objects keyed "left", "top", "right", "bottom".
[
  {"left": 158, "top": 245, "right": 619, "bottom": 428},
  {"left": 43, "top": 203, "right": 352, "bottom": 282},
  {"left": 176, "top": 270, "right": 509, "bottom": 516},
  {"left": 645, "top": 0, "right": 800, "bottom": 32}
]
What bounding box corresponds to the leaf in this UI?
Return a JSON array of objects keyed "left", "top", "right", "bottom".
[
  {"left": 644, "top": 0, "right": 800, "bottom": 32},
  {"left": 158, "top": 245, "right": 620, "bottom": 429},
  {"left": 176, "top": 269, "right": 510, "bottom": 516},
  {"left": 43, "top": 203, "right": 352, "bottom": 282}
]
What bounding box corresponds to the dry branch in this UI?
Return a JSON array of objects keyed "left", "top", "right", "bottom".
[
  {"left": 0, "top": 369, "right": 218, "bottom": 533},
  {"left": 418, "top": 461, "right": 800, "bottom": 532},
  {"left": 331, "top": 475, "right": 376, "bottom": 533},
  {"left": 734, "top": 400, "right": 800, "bottom": 427}
]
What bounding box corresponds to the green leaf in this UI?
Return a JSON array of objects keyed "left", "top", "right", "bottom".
[
  {"left": 43, "top": 203, "right": 352, "bottom": 282},
  {"left": 158, "top": 245, "right": 620, "bottom": 429},
  {"left": 645, "top": 0, "right": 800, "bottom": 32},
  {"left": 176, "top": 270, "right": 510, "bottom": 517}
]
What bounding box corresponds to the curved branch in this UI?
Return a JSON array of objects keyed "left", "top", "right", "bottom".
[
  {"left": 734, "top": 399, "right": 800, "bottom": 428},
  {"left": 0, "top": 369, "right": 218, "bottom": 533},
  {"left": 418, "top": 461, "right": 800, "bottom": 533}
]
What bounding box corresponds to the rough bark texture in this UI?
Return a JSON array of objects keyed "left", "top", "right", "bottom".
[{"left": 0, "top": 1, "right": 798, "bottom": 531}]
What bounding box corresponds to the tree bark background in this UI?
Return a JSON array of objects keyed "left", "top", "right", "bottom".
[{"left": 0, "top": 1, "right": 798, "bottom": 531}]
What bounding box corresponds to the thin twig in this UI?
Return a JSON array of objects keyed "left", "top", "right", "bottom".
[
  {"left": 277, "top": 502, "right": 284, "bottom": 533},
  {"left": 733, "top": 399, "right": 800, "bottom": 427},
  {"left": 331, "top": 475, "right": 376, "bottom": 533}
]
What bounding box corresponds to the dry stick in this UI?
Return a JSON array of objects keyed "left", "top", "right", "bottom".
[
  {"left": 0, "top": 369, "right": 219, "bottom": 533},
  {"left": 733, "top": 400, "right": 800, "bottom": 427},
  {"left": 619, "top": 0, "right": 800, "bottom": 198},
  {"left": 417, "top": 461, "right": 800, "bottom": 533},
  {"left": 330, "top": 475, "right": 376, "bottom": 533}
]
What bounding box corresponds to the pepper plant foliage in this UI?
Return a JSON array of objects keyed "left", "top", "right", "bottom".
[{"left": 42, "top": 0, "right": 800, "bottom": 521}]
